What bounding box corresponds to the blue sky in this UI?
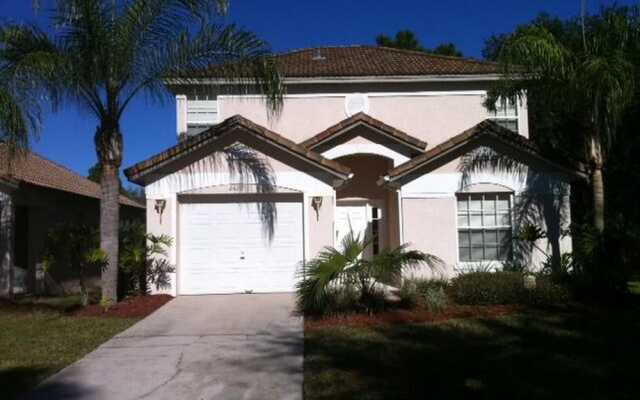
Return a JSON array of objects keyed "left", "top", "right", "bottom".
[{"left": 0, "top": 0, "right": 636, "bottom": 188}]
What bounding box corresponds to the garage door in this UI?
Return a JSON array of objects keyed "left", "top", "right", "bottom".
[{"left": 179, "top": 195, "right": 304, "bottom": 294}]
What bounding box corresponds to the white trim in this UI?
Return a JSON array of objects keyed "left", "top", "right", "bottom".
[
  {"left": 454, "top": 192, "right": 514, "bottom": 264},
  {"left": 166, "top": 75, "right": 503, "bottom": 86},
  {"left": 322, "top": 143, "right": 409, "bottom": 167},
  {"left": 171, "top": 193, "right": 179, "bottom": 296},
  {"left": 397, "top": 191, "right": 404, "bottom": 245},
  {"left": 176, "top": 95, "right": 187, "bottom": 138},
  {"left": 303, "top": 195, "right": 311, "bottom": 267},
  {"left": 217, "top": 90, "right": 487, "bottom": 100}
]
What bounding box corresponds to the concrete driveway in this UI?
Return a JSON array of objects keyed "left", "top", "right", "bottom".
[{"left": 26, "top": 294, "right": 302, "bottom": 400}]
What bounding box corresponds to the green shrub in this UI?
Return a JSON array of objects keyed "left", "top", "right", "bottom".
[
  {"left": 415, "top": 278, "right": 449, "bottom": 294},
  {"left": 528, "top": 277, "right": 571, "bottom": 305},
  {"left": 452, "top": 272, "right": 525, "bottom": 305},
  {"left": 423, "top": 287, "right": 448, "bottom": 312},
  {"left": 451, "top": 271, "right": 571, "bottom": 306},
  {"left": 397, "top": 280, "right": 421, "bottom": 309}
]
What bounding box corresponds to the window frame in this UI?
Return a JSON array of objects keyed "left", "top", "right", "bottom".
[
  {"left": 489, "top": 97, "right": 519, "bottom": 133},
  {"left": 456, "top": 192, "right": 514, "bottom": 264}
]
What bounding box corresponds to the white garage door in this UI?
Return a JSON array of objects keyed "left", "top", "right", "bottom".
[{"left": 179, "top": 196, "right": 304, "bottom": 294}]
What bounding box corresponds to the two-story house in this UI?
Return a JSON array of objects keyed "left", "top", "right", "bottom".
[{"left": 125, "top": 46, "right": 580, "bottom": 296}]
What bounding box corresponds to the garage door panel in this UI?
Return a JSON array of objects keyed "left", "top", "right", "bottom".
[{"left": 179, "top": 199, "right": 303, "bottom": 294}]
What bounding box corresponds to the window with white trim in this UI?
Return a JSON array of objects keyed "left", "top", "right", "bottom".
[
  {"left": 457, "top": 193, "right": 513, "bottom": 262},
  {"left": 490, "top": 98, "right": 518, "bottom": 133}
]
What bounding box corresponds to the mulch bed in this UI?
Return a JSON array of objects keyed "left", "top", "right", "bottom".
[
  {"left": 73, "top": 294, "right": 173, "bottom": 318},
  {"left": 305, "top": 304, "right": 523, "bottom": 330}
]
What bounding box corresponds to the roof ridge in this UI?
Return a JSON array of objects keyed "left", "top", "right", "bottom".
[{"left": 276, "top": 45, "right": 499, "bottom": 66}]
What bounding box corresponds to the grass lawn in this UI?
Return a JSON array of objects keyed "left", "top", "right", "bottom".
[
  {"left": 305, "top": 301, "right": 640, "bottom": 399},
  {"left": 0, "top": 298, "right": 138, "bottom": 399}
]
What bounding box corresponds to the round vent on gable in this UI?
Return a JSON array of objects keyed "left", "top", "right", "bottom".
[{"left": 344, "top": 93, "right": 369, "bottom": 117}]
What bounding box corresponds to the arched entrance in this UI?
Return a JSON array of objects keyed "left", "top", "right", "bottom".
[{"left": 334, "top": 154, "right": 400, "bottom": 256}]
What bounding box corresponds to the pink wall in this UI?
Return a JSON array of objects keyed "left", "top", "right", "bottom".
[
  {"left": 402, "top": 197, "right": 458, "bottom": 278},
  {"left": 219, "top": 94, "right": 491, "bottom": 146},
  {"left": 308, "top": 196, "right": 334, "bottom": 258}
]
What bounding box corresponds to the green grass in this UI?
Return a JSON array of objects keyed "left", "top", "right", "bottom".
[
  {"left": 0, "top": 298, "right": 138, "bottom": 399},
  {"left": 305, "top": 302, "right": 640, "bottom": 400},
  {"left": 629, "top": 280, "right": 640, "bottom": 295}
]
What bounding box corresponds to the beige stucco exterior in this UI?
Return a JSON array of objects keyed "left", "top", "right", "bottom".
[
  {"left": 218, "top": 92, "right": 529, "bottom": 145},
  {"left": 136, "top": 79, "right": 572, "bottom": 295}
]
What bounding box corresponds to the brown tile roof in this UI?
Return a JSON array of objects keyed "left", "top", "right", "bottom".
[
  {"left": 182, "top": 46, "right": 501, "bottom": 79},
  {"left": 125, "top": 115, "right": 352, "bottom": 184},
  {"left": 300, "top": 112, "right": 427, "bottom": 152},
  {"left": 0, "top": 145, "right": 144, "bottom": 208},
  {"left": 381, "top": 119, "right": 586, "bottom": 186}
]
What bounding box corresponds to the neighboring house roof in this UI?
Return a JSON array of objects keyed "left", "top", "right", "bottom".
[
  {"left": 300, "top": 112, "right": 427, "bottom": 154},
  {"left": 125, "top": 115, "right": 353, "bottom": 185},
  {"left": 0, "top": 145, "right": 144, "bottom": 208},
  {"left": 380, "top": 119, "right": 587, "bottom": 187},
  {"left": 170, "top": 46, "right": 501, "bottom": 81}
]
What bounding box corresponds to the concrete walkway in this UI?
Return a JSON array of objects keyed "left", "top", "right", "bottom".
[{"left": 26, "top": 294, "right": 303, "bottom": 400}]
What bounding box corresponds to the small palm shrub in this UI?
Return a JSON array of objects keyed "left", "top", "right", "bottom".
[
  {"left": 120, "top": 221, "right": 176, "bottom": 297},
  {"left": 297, "top": 230, "right": 441, "bottom": 316}
]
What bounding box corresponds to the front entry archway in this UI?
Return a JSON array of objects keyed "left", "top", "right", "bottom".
[{"left": 334, "top": 154, "right": 400, "bottom": 255}]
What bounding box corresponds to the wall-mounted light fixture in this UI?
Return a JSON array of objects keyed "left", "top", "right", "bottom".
[
  {"left": 311, "top": 196, "right": 323, "bottom": 221},
  {"left": 154, "top": 199, "right": 167, "bottom": 224}
]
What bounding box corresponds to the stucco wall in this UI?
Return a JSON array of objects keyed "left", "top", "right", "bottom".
[
  {"left": 147, "top": 197, "right": 176, "bottom": 295},
  {"left": 308, "top": 196, "right": 334, "bottom": 259},
  {"left": 218, "top": 93, "right": 502, "bottom": 146},
  {"left": 402, "top": 197, "right": 458, "bottom": 279}
]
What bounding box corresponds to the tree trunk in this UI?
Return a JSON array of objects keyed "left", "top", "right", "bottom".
[
  {"left": 589, "top": 134, "right": 605, "bottom": 233},
  {"left": 592, "top": 166, "right": 605, "bottom": 233},
  {"left": 96, "top": 121, "right": 123, "bottom": 303},
  {"left": 100, "top": 162, "right": 120, "bottom": 302}
]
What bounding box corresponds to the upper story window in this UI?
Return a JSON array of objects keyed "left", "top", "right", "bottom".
[
  {"left": 177, "top": 95, "right": 219, "bottom": 139},
  {"left": 457, "top": 193, "right": 513, "bottom": 262},
  {"left": 489, "top": 98, "right": 518, "bottom": 133}
]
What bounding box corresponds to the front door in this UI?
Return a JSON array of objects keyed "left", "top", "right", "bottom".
[{"left": 335, "top": 200, "right": 385, "bottom": 257}]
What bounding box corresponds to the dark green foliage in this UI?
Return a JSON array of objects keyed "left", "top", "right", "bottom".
[
  {"left": 43, "top": 224, "right": 107, "bottom": 305},
  {"left": 451, "top": 272, "right": 570, "bottom": 306},
  {"left": 376, "top": 30, "right": 463, "bottom": 57},
  {"left": 119, "top": 220, "right": 175, "bottom": 298},
  {"left": 478, "top": 5, "right": 640, "bottom": 295}
]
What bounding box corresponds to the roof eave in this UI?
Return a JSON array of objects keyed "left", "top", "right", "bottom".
[{"left": 165, "top": 73, "right": 507, "bottom": 87}]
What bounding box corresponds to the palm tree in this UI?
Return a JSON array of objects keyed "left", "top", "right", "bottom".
[
  {"left": 485, "top": 7, "right": 638, "bottom": 233},
  {"left": 0, "top": 0, "right": 283, "bottom": 302},
  {"left": 296, "top": 229, "right": 442, "bottom": 315}
]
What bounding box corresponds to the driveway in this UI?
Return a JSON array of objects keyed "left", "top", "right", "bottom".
[{"left": 26, "top": 294, "right": 303, "bottom": 400}]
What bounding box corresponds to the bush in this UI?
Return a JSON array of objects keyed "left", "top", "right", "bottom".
[
  {"left": 451, "top": 271, "right": 570, "bottom": 306},
  {"left": 397, "top": 280, "right": 421, "bottom": 309},
  {"left": 415, "top": 278, "right": 449, "bottom": 294},
  {"left": 423, "top": 287, "right": 448, "bottom": 312},
  {"left": 452, "top": 272, "right": 524, "bottom": 305},
  {"left": 529, "top": 277, "right": 571, "bottom": 305}
]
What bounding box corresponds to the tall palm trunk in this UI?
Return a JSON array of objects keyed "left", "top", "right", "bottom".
[
  {"left": 96, "top": 120, "right": 123, "bottom": 303},
  {"left": 592, "top": 166, "right": 605, "bottom": 233},
  {"left": 589, "top": 134, "right": 605, "bottom": 233}
]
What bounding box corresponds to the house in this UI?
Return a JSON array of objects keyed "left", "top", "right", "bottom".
[
  {"left": 125, "top": 46, "right": 582, "bottom": 296},
  {"left": 0, "top": 145, "right": 145, "bottom": 296}
]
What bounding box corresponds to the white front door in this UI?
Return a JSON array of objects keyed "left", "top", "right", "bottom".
[
  {"left": 335, "top": 200, "right": 385, "bottom": 256},
  {"left": 179, "top": 197, "right": 304, "bottom": 295}
]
